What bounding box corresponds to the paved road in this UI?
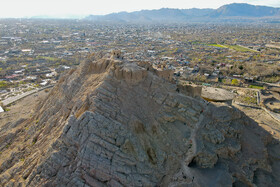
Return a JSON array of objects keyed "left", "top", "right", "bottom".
[
  {"left": 262, "top": 107, "right": 280, "bottom": 123},
  {"left": 255, "top": 81, "right": 280, "bottom": 87},
  {"left": 1, "top": 85, "right": 53, "bottom": 106},
  {"left": 266, "top": 44, "right": 280, "bottom": 50},
  {"left": 257, "top": 91, "right": 260, "bottom": 105}
]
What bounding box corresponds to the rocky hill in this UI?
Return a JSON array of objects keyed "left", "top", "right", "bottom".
[
  {"left": 85, "top": 3, "right": 280, "bottom": 23},
  {"left": 0, "top": 52, "right": 280, "bottom": 186},
  {"left": 210, "top": 3, "right": 280, "bottom": 18},
  {"left": 86, "top": 8, "right": 213, "bottom": 23}
]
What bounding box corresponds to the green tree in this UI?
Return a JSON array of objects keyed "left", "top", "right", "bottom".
[
  {"left": 231, "top": 79, "right": 239, "bottom": 86},
  {"left": 238, "top": 65, "right": 243, "bottom": 70}
]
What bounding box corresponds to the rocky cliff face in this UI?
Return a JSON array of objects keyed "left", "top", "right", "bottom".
[{"left": 0, "top": 53, "right": 279, "bottom": 187}]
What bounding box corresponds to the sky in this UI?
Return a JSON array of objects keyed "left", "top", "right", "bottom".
[{"left": 0, "top": 0, "right": 279, "bottom": 18}]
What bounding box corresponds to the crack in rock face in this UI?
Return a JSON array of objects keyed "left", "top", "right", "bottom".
[{"left": 0, "top": 52, "right": 279, "bottom": 187}]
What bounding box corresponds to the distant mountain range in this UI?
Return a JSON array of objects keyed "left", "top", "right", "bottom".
[{"left": 85, "top": 3, "right": 280, "bottom": 23}]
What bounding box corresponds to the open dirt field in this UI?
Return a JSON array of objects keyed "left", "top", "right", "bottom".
[{"left": 0, "top": 90, "right": 49, "bottom": 128}]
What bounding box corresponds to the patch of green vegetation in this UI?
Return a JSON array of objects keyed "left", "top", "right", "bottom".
[
  {"left": 4, "top": 108, "right": 10, "bottom": 112},
  {"left": 209, "top": 44, "right": 227, "bottom": 48},
  {"left": 243, "top": 96, "right": 257, "bottom": 105},
  {"left": 222, "top": 79, "right": 232, "bottom": 85},
  {"left": 238, "top": 65, "right": 244, "bottom": 70},
  {"left": 32, "top": 137, "right": 37, "bottom": 145},
  {"left": 36, "top": 56, "right": 59, "bottom": 61},
  {"left": 159, "top": 48, "right": 179, "bottom": 56},
  {"left": 224, "top": 45, "right": 255, "bottom": 52},
  {"left": 262, "top": 76, "right": 280, "bottom": 83},
  {"left": 249, "top": 85, "right": 264, "bottom": 89},
  {"left": 231, "top": 79, "right": 239, "bottom": 86},
  {"left": 0, "top": 81, "right": 8, "bottom": 88},
  {"left": 209, "top": 43, "right": 257, "bottom": 52},
  {"left": 236, "top": 90, "right": 258, "bottom": 105}
]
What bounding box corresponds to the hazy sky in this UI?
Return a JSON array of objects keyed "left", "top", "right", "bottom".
[{"left": 0, "top": 0, "right": 279, "bottom": 18}]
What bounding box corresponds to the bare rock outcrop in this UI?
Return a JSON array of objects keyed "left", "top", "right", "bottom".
[{"left": 0, "top": 53, "right": 279, "bottom": 187}]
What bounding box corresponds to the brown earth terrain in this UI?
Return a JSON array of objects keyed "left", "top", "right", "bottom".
[
  {"left": 0, "top": 90, "right": 49, "bottom": 128},
  {"left": 261, "top": 88, "right": 280, "bottom": 113},
  {"left": 234, "top": 104, "right": 280, "bottom": 140},
  {"left": 0, "top": 52, "right": 279, "bottom": 187}
]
